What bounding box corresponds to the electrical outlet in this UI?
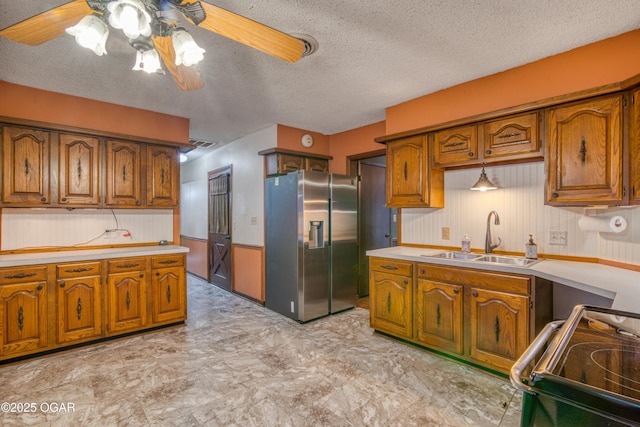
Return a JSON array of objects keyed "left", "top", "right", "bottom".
[
  {"left": 548, "top": 230, "right": 567, "bottom": 246},
  {"left": 442, "top": 227, "right": 450, "bottom": 240},
  {"left": 251, "top": 216, "right": 257, "bottom": 225}
]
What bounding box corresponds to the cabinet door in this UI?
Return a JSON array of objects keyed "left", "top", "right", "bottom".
[
  {"left": 1, "top": 126, "right": 50, "bottom": 205},
  {"left": 483, "top": 112, "right": 540, "bottom": 159},
  {"left": 415, "top": 278, "right": 463, "bottom": 354},
  {"left": 58, "top": 133, "right": 100, "bottom": 206},
  {"left": 369, "top": 270, "right": 412, "bottom": 338},
  {"left": 0, "top": 280, "right": 47, "bottom": 356},
  {"left": 146, "top": 144, "right": 178, "bottom": 207},
  {"left": 151, "top": 266, "right": 186, "bottom": 324},
  {"left": 631, "top": 88, "right": 640, "bottom": 205},
  {"left": 469, "top": 288, "right": 529, "bottom": 373},
  {"left": 105, "top": 140, "right": 142, "bottom": 207},
  {"left": 433, "top": 124, "right": 478, "bottom": 166},
  {"left": 107, "top": 271, "right": 147, "bottom": 334},
  {"left": 57, "top": 276, "right": 102, "bottom": 343},
  {"left": 546, "top": 95, "right": 623, "bottom": 204},
  {"left": 306, "top": 157, "right": 329, "bottom": 173}
]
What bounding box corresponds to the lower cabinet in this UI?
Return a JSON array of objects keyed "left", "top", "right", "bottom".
[
  {"left": 369, "top": 257, "right": 552, "bottom": 375},
  {"left": 0, "top": 252, "right": 187, "bottom": 362},
  {"left": 369, "top": 258, "right": 413, "bottom": 339}
]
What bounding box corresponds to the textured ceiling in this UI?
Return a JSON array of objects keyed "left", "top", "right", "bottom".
[{"left": 1, "top": 1, "right": 640, "bottom": 154}]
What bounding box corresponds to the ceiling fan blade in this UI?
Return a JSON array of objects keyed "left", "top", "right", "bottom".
[
  {"left": 186, "top": 1, "right": 305, "bottom": 63},
  {"left": 0, "top": 0, "right": 93, "bottom": 46},
  {"left": 153, "top": 36, "right": 205, "bottom": 91}
]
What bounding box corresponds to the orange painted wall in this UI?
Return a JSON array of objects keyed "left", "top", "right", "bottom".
[
  {"left": 233, "top": 245, "right": 264, "bottom": 302},
  {"left": 277, "top": 124, "right": 331, "bottom": 156},
  {"left": 0, "top": 81, "right": 189, "bottom": 144},
  {"left": 329, "top": 121, "right": 386, "bottom": 174},
  {"left": 180, "top": 237, "right": 208, "bottom": 279},
  {"left": 386, "top": 29, "right": 640, "bottom": 135}
]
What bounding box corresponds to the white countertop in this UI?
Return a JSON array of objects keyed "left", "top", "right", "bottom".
[
  {"left": 367, "top": 246, "right": 640, "bottom": 314},
  {"left": 0, "top": 245, "right": 189, "bottom": 268}
]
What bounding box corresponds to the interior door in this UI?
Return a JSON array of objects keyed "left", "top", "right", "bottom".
[
  {"left": 358, "top": 159, "right": 395, "bottom": 297},
  {"left": 208, "top": 168, "right": 232, "bottom": 291}
]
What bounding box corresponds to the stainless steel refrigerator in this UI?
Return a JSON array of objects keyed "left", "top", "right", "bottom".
[{"left": 265, "top": 170, "right": 357, "bottom": 322}]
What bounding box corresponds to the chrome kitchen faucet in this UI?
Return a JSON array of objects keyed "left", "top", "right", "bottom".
[{"left": 485, "top": 210, "right": 501, "bottom": 253}]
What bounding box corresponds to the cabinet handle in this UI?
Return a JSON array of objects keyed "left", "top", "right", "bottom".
[
  {"left": 61, "top": 197, "right": 67, "bottom": 202},
  {"left": 443, "top": 141, "right": 465, "bottom": 148},
  {"left": 472, "top": 291, "right": 478, "bottom": 297},
  {"left": 158, "top": 260, "right": 178, "bottom": 265},
  {"left": 166, "top": 285, "right": 171, "bottom": 304},
  {"left": 60, "top": 282, "right": 65, "bottom": 288},
  {"left": 404, "top": 161, "right": 408, "bottom": 181},
  {"left": 386, "top": 292, "right": 391, "bottom": 314},
  {"left": 551, "top": 192, "right": 558, "bottom": 198},
  {"left": 468, "top": 152, "right": 474, "bottom": 157},
  {"left": 436, "top": 303, "right": 441, "bottom": 327},
  {"left": 139, "top": 274, "right": 144, "bottom": 278},
  {"left": 380, "top": 265, "right": 398, "bottom": 271},
  {"left": 36, "top": 285, "right": 43, "bottom": 291},
  {"left": 497, "top": 132, "right": 523, "bottom": 140},
  {"left": 77, "top": 158, "right": 83, "bottom": 183},
  {"left": 156, "top": 272, "right": 160, "bottom": 277},
  {"left": 65, "top": 267, "right": 93, "bottom": 273},
  {"left": 116, "top": 263, "right": 139, "bottom": 269},
  {"left": 41, "top": 197, "right": 47, "bottom": 202},
  {"left": 453, "top": 288, "right": 459, "bottom": 294},
  {"left": 24, "top": 158, "right": 32, "bottom": 176},
  {"left": 494, "top": 315, "right": 501, "bottom": 343},
  {"left": 17, "top": 306, "right": 24, "bottom": 331},
  {"left": 485, "top": 150, "right": 492, "bottom": 155},
  {"left": 160, "top": 168, "right": 165, "bottom": 186},
  {"left": 126, "top": 290, "right": 131, "bottom": 311},
  {"left": 76, "top": 297, "right": 82, "bottom": 320},
  {"left": 122, "top": 165, "right": 127, "bottom": 182},
  {"left": 403, "top": 279, "right": 408, "bottom": 284},
  {"left": 5, "top": 272, "right": 36, "bottom": 279},
  {"left": 579, "top": 137, "right": 587, "bottom": 165}
]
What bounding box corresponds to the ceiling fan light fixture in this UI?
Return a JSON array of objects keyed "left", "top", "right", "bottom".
[
  {"left": 133, "top": 48, "right": 162, "bottom": 73},
  {"left": 172, "top": 29, "right": 205, "bottom": 66},
  {"left": 107, "top": 0, "right": 152, "bottom": 39},
  {"left": 65, "top": 15, "right": 109, "bottom": 56}
]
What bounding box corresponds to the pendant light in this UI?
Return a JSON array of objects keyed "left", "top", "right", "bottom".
[{"left": 470, "top": 164, "right": 497, "bottom": 191}]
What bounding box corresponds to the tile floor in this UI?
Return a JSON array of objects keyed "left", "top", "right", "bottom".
[{"left": 0, "top": 274, "right": 523, "bottom": 426}]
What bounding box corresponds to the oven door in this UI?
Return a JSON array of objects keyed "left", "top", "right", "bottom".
[{"left": 511, "top": 305, "right": 640, "bottom": 427}]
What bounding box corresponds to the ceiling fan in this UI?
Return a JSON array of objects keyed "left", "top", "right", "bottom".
[{"left": 0, "top": 0, "right": 315, "bottom": 91}]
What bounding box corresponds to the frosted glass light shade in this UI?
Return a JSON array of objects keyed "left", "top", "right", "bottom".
[
  {"left": 66, "top": 15, "right": 109, "bottom": 56},
  {"left": 107, "top": 0, "right": 152, "bottom": 39},
  {"left": 132, "top": 49, "right": 162, "bottom": 73},
  {"left": 172, "top": 29, "right": 205, "bottom": 66}
]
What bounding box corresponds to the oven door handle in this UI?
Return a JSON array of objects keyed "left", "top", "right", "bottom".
[{"left": 510, "top": 320, "right": 565, "bottom": 395}]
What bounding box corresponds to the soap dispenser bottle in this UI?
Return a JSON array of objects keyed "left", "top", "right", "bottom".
[
  {"left": 461, "top": 234, "right": 471, "bottom": 253},
  {"left": 525, "top": 234, "right": 538, "bottom": 259}
]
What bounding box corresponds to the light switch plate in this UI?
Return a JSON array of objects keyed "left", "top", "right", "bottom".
[{"left": 548, "top": 230, "right": 567, "bottom": 245}]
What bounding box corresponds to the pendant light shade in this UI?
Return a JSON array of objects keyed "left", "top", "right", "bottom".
[
  {"left": 132, "top": 48, "right": 162, "bottom": 73},
  {"left": 172, "top": 29, "right": 205, "bottom": 66},
  {"left": 66, "top": 15, "right": 109, "bottom": 56},
  {"left": 470, "top": 164, "right": 497, "bottom": 191},
  {"left": 107, "top": 0, "right": 152, "bottom": 39}
]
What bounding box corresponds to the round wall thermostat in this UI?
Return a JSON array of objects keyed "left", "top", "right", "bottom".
[{"left": 301, "top": 134, "right": 314, "bottom": 148}]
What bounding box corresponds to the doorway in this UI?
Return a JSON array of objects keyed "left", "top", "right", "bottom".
[
  {"left": 353, "top": 155, "right": 396, "bottom": 297},
  {"left": 208, "top": 166, "right": 232, "bottom": 291}
]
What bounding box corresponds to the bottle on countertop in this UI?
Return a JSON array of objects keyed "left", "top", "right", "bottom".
[
  {"left": 525, "top": 234, "right": 538, "bottom": 259},
  {"left": 461, "top": 234, "right": 471, "bottom": 253}
]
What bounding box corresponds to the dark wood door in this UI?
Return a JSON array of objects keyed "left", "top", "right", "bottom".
[{"left": 208, "top": 168, "right": 232, "bottom": 291}]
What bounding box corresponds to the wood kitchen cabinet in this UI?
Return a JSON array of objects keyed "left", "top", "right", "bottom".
[
  {"left": 146, "top": 144, "right": 179, "bottom": 207},
  {"left": 58, "top": 133, "right": 101, "bottom": 206},
  {"left": 630, "top": 88, "right": 640, "bottom": 204},
  {"left": 258, "top": 148, "right": 331, "bottom": 177},
  {"left": 150, "top": 255, "right": 186, "bottom": 324},
  {"left": 56, "top": 262, "right": 102, "bottom": 343},
  {"left": 386, "top": 134, "right": 444, "bottom": 208},
  {"left": 546, "top": 94, "right": 624, "bottom": 205},
  {"left": 106, "top": 258, "right": 147, "bottom": 334},
  {"left": 369, "top": 257, "right": 413, "bottom": 338},
  {"left": 433, "top": 124, "right": 478, "bottom": 166},
  {"left": 415, "top": 270, "right": 463, "bottom": 354},
  {"left": 1, "top": 125, "right": 50, "bottom": 205},
  {"left": 0, "top": 266, "right": 48, "bottom": 356},
  {"left": 105, "top": 139, "right": 142, "bottom": 207}
]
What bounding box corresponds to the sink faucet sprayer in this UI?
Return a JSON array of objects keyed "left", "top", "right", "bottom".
[{"left": 485, "top": 210, "right": 501, "bottom": 253}]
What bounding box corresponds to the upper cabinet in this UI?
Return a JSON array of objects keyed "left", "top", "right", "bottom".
[
  {"left": 58, "top": 133, "right": 100, "bottom": 206},
  {"left": 386, "top": 134, "right": 444, "bottom": 208},
  {"left": 1, "top": 126, "right": 50, "bottom": 205},
  {"left": 0, "top": 122, "right": 181, "bottom": 209},
  {"left": 546, "top": 94, "right": 624, "bottom": 205},
  {"left": 258, "top": 148, "right": 331, "bottom": 177},
  {"left": 146, "top": 145, "right": 179, "bottom": 207},
  {"left": 630, "top": 88, "right": 640, "bottom": 205},
  {"left": 432, "top": 112, "right": 542, "bottom": 168}
]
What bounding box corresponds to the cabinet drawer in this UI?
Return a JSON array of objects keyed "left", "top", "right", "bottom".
[
  {"left": 57, "top": 262, "right": 102, "bottom": 278},
  {"left": 433, "top": 124, "right": 478, "bottom": 166},
  {"left": 483, "top": 112, "right": 540, "bottom": 159},
  {"left": 108, "top": 258, "right": 147, "bottom": 273},
  {"left": 418, "top": 263, "right": 530, "bottom": 294},
  {"left": 152, "top": 255, "right": 184, "bottom": 269},
  {"left": 0, "top": 266, "right": 47, "bottom": 284},
  {"left": 370, "top": 258, "right": 412, "bottom": 276}
]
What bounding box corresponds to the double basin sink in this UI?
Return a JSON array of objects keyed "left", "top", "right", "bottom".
[{"left": 422, "top": 251, "right": 542, "bottom": 267}]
